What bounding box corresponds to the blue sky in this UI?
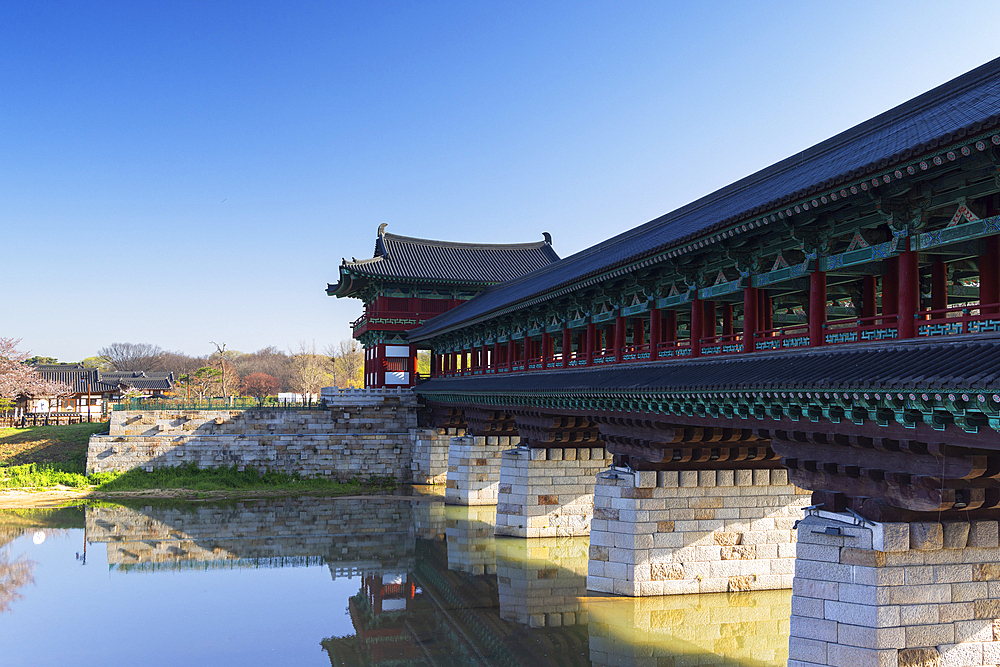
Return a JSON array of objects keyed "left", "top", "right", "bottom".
[{"left": 3, "top": 1, "right": 999, "bottom": 361}]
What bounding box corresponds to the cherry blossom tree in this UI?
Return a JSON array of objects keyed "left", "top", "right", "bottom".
[{"left": 0, "top": 338, "right": 72, "bottom": 407}]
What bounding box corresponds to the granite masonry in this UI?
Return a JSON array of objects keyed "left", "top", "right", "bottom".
[
  {"left": 444, "top": 434, "right": 516, "bottom": 505},
  {"left": 789, "top": 513, "right": 1000, "bottom": 667},
  {"left": 86, "top": 390, "right": 451, "bottom": 483},
  {"left": 587, "top": 467, "right": 812, "bottom": 597},
  {"left": 495, "top": 445, "right": 614, "bottom": 538}
]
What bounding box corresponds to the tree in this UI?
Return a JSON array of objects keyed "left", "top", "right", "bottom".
[
  {"left": 242, "top": 372, "right": 280, "bottom": 405},
  {"left": 0, "top": 338, "right": 72, "bottom": 408},
  {"left": 290, "top": 341, "right": 333, "bottom": 396},
  {"left": 210, "top": 341, "right": 233, "bottom": 401},
  {"left": 80, "top": 356, "right": 113, "bottom": 371},
  {"left": 327, "top": 339, "right": 363, "bottom": 388},
  {"left": 25, "top": 356, "right": 57, "bottom": 365},
  {"left": 98, "top": 342, "right": 164, "bottom": 372},
  {"left": 188, "top": 366, "right": 223, "bottom": 400}
]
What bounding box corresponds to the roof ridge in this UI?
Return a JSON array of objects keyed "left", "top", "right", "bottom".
[{"left": 381, "top": 232, "right": 550, "bottom": 250}]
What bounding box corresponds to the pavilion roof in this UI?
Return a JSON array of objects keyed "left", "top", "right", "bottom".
[
  {"left": 30, "top": 366, "right": 174, "bottom": 393},
  {"left": 409, "top": 56, "right": 1000, "bottom": 341},
  {"left": 327, "top": 228, "right": 560, "bottom": 298}
]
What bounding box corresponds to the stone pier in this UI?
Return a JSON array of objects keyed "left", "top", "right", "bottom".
[
  {"left": 494, "top": 445, "right": 613, "bottom": 538},
  {"left": 789, "top": 513, "right": 1000, "bottom": 667},
  {"left": 444, "top": 435, "right": 516, "bottom": 505},
  {"left": 587, "top": 467, "right": 811, "bottom": 597},
  {"left": 410, "top": 427, "right": 454, "bottom": 485}
]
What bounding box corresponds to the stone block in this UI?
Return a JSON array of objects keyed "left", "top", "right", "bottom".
[
  {"left": 941, "top": 522, "right": 970, "bottom": 550},
  {"left": 658, "top": 470, "right": 679, "bottom": 488},
  {"left": 635, "top": 470, "right": 656, "bottom": 488},
  {"left": 910, "top": 523, "right": 944, "bottom": 551},
  {"left": 826, "top": 643, "right": 896, "bottom": 667},
  {"left": 680, "top": 470, "right": 698, "bottom": 487},
  {"left": 879, "top": 523, "right": 911, "bottom": 552},
  {"left": 969, "top": 521, "right": 999, "bottom": 548},
  {"left": 837, "top": 623, "right": 905, "bottom": 649},
  {"left": 897, "top": 648, "right": 940, "bottom": 667}
]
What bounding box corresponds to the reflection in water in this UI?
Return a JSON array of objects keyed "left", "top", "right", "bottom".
[
  {"left": 0, "top": 497, "right": 790, "bottom": 665},
  {"left": 0, "top": 539, "right": 35, "bottom": 614}
]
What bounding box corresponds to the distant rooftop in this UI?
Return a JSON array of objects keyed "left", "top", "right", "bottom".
[{"left": 327, "top": 224, "right": 559, "bottom": 298}]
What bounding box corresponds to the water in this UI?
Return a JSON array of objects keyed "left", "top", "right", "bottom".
[{"left": 0, "top": 495, "right": 790, "bottom": 666}]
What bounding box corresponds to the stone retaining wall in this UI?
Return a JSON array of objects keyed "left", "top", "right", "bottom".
[{"left": 87, "top": 394, "right": 424, "bottom": 481}]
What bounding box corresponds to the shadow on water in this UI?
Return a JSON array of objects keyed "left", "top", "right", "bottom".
[{"left": 0, "top": 498, "right": 790, "bottom": 666}]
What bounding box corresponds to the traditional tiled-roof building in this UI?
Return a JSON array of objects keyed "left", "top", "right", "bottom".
[
  {"left": 328, "top": 224, "right": 559, "bottom": 387},
  {"left": 22, "top": 365, "right": 174, "bottom": 415}
]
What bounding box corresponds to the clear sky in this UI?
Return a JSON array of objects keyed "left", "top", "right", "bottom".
[{"left": 3, "top": 1, "right": 999, "bottom": 362}]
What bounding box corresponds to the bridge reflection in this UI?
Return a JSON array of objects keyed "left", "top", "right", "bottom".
[{"left": 77, "top": 497, "right": 788, "bottom": 666}]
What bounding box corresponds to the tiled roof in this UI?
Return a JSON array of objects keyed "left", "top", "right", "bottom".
[
  {"left": 30, "top": 366, "right": 173, "bottom": 393},
  {"left": 410, "top": 57, "right": 1000, "bottom": 341},
  {"left": 328, "top": 229, "right": 559, "bottom": 297},
  {"left": 415, "top": 336, "right": 1000, "bottom": 395}
]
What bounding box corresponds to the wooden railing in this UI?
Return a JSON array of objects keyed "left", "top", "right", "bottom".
[
  {"left": 753, "top": 324, "right": 810, "bottom": 350},
  {"left": 425, "top": 300, "right": 1000, "bottom": 378},
  {"left": 822, "top": 314, "right": 899, "bottom": 344}
]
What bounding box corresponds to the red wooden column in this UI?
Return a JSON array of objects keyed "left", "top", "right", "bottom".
[
  {"left": 663, "top": 310, "right": 677, "bottom": 356},
  {"left": 461, "top": 349, "right": 468, "bottom": 374},
  {"left": 541, "top": 333, "right": 551, "bottom": 369},
  {"left": 649, "top": 307, "right": 661, "bottom": 358},
  {"left": 634, "top": 318, "right": 645, "bottom": 346},
  {"left": 379, "top": 345, "right": 387, "bottom": 387},
  {"left": 691, "top": 299, "right": 703, "bottom": 358},
  {"left": 561, "top": 326, "right": 571, "bottom": 368},
  {"left": 809, "top": 270, "right": 827, "bottom": 347},
  {"left": 981, "top": 236, "right": 1000, "bottom": 314},
  {"left": 410, "top": 346, "right": 418, "bottom": 384},
  {"left": 506, "top": 340, "right": 514, "bottom": 369},
  {"left": 586, "top": 321, "right": 596, "bottom": 366},
  {"left": 702, "top": 301, "right": 716, "bottom": 344},
  {"left": 743, "top": 287, "right": 758, "bottom": 353},
  {"left": 430, "top": 353, "right": 437, "bottom": 378},
  {"left": 931, "top": 259, "right": 948, "bottom": 312},
  {"left": 882, "top": 258, "right": 899, "bottom": 317},
  {"left": 493, "top": 342, "right": 500, "bottom": 372},
  {"left": 862, "top": 276, "right": 877, "bottom": 320},
  {"left": 722, "top": 304, "right": 733, "bottom": 338},
  {"left": 898, "top": 240, "right": 919, "bottom": 339},
  {"left": 614, "top": 315, "right": 626, "bottom": 363}
]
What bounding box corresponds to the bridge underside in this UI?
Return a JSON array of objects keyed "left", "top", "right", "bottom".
[{"left": 419, "top": 335, "right": 1000, "bottom": 523}]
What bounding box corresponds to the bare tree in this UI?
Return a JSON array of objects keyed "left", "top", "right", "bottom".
[
  {"left": 97, "top": 342, "right": 164, "bottom": 372},
  {"left": 324, "top": 339, "right": 363, "bottom": 388},
  {"left": 290, "top": 341, "right": 333, "bottom": 396},
  {"left": 209, "top": 341, "right": 231, "bottom": 401}
]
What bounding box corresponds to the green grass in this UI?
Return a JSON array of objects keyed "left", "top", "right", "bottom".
[
  {"left": 0, "top": 460, "right": 396, "bottom": 495},
  {"left": 0, "top": 422, "right": 108, "bottom": 472}
]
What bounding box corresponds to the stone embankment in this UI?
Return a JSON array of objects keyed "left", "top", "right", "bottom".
[{"left": 87, "top": 388, "right": 451, "bottom": 482}]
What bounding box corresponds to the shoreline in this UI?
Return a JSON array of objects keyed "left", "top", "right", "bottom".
[{"left": 0, "top": 484, "right": 446, "bottom": 508}]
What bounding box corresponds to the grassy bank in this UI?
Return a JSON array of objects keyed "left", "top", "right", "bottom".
[
  {"left": 0, "top": 423, "right": 398, "bottom": 497},
  {"left": 0, "top": 422, "right": 107, "bottom": 472}
]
